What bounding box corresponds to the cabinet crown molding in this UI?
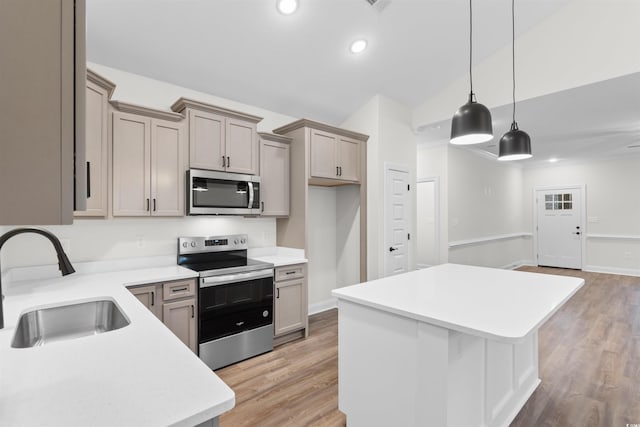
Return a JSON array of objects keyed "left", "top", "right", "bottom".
[
  {"left": 258, "top": 132, "right": 292, "bottom": 144},
  {"left": 87, "top": 68, "right": 116, "bottom": 99},
  {"left": 110, "top": 100, "right": 184, "bottom": 122},
  {"left": 170, "top": 97, "right": 263, "bottom": 123},
  {"left": 273, "top": 119, "right": 369, "bottom": 142}
]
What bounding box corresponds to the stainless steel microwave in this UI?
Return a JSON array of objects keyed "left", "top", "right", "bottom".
[{"left": 187, "top": 169, "right": 261, "bottom": 216}]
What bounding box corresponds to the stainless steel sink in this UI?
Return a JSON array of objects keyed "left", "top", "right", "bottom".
[{"left": 11, "top": 299, "right": 130, "bottom": 348}]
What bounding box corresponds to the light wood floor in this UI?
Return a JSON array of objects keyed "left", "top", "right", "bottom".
[{"left": 216, "top": 267, "right": 640, "bottom": 427}]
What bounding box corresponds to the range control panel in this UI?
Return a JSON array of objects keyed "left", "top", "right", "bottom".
[{"left": 178, "top": 234, "right": 248, "bottom": 254}]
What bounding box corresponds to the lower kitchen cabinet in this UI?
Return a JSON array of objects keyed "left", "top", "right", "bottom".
[
  {"left": 127, "top": 278, "right": 198, "bottom": 353},
  {"left": 274, "top": 264, "right": 308, "bottom": 343}
]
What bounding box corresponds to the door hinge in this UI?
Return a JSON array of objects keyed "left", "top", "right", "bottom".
[
  {"left": 407, "top": 184, "right": 410, "bottom": 191},
  {"left": 407, "top": 233, "right": 411, "bottom": 240}
]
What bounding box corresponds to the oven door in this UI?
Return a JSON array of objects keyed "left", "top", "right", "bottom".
[
  {"left": 187, "top": 169, "right": 260, "bottom": 215},
  {"left": 199, "top": 268, "right": 273, "bottom": 343}
]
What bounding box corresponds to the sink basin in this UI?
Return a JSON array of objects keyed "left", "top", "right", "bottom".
[{"left": 11, "top": 299, "right": 130, "bottom": 348}]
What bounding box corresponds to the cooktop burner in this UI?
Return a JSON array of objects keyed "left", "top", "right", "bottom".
[{"left": 177, "top": 235, "right": 273, "bottom": 277}]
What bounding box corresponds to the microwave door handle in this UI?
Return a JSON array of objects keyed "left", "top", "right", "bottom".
[{"left": 248, "top": 181, "right": 254, "bottom": 208}]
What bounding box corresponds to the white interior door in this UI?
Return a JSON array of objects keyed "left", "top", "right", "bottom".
[
  {"left": 536, "top": 188, "right": 583, "bottom": 269},
  {"left": 416, "top": 180, "right": 438, "bottom": 268},
  {"left": 384, "top": 166, "right": 411, "bottom": 276}
]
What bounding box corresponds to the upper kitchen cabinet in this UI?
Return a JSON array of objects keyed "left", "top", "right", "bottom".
[
  {"left": 273, "top": 119, "right": 369, "bottom": 282},
  {"left": 259, "top": 133, "right": 291, "bottom": 217},
  {"left": 171, "top": 98, "right": 262, "bottom": 175},
  {"left": 0, "top": 0, "right": 86, "bottom": 225},
  {"left": 111, "top": 103, "right": 186, "bottom": 217},
  {"left": 75, "top": 70, "right": 116, "bottom": 218}
]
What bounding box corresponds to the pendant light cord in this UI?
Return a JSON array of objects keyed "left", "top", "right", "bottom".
[
  {"left": 511, "top": 0, "right": 516, "bottom": 126},
  {"left": 469, "top": 0, "right": 474, "bottom": 98}
]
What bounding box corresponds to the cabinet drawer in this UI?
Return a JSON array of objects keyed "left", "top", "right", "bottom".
[
  {"left": 163, "top": 279, "right": 196, "bottom": 301},
  {"left": 275, "top": 264, "right": 305, "bottom": 282}
]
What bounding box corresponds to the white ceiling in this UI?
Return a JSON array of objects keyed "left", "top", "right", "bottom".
[
  {"left": 418, "top": 72, "right": 640, "bottom": 167},
  {"left": 86, "top": 0, "right": 570, "bottom": 125},
  {"left": 86, "top": 0, "right": 640, "bottom": 166}
]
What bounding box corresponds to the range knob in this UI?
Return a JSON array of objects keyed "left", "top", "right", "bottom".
[
  {"left": 234, "top": 239, "right": 239, "bottom": 245},
  {"left": 182, "top": 242, "right": 188, "bottom": 248},
  {"left": 190, "top": 241, "right": 197, "bottom": 248},
  {"left": 240, "top": 238, "right": 246, "bottom": 244}
]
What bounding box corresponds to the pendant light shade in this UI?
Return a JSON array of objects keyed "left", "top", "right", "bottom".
[
  {"left": 450, "top": 0, "right": 493, "bottom": 145},
  {"left": 498, "top": 0, "right": 532, "bottom": 161},
  {"left": 451, "top": 94, "right": 493, "bottom": 145},
  {"left": 498, "top": 122, "right": 531, "bottom": 161}
]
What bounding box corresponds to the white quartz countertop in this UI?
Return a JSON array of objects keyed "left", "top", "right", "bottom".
[
  {"left": 248, "top": 246, "right": 307, "bottom": 267},
  {"left": 332, "top": 263, "right": 584, "bottom": 343},
  {"left": 0, "top": 266, "right": 235, "bottom": 427}
]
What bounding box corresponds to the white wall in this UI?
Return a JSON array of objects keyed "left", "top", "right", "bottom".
[
  {"left": 523, "top": 157, "right": 640, "bottom": 274},
  {"left": 341, "top": 95, "right": 418, "bottom": 280},
  {"left": 417, "top": 146, "right": 531, "bottom": 269},
  {"left": 307, "top": 186, "right": 337, "bottom": 306},
  {"left": 412, "top": 0, "right": 640, "bottom": 129},
  {"left": 336, "top": 185, "right": 361, "bottom": 287},
  {"left": 416, "top": 181, "right": 437, "bottom": 268},
  {"left": 0, "top": 64, "right": 297, "bottom": 270}
]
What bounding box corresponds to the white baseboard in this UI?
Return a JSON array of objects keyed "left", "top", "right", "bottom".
[
  {"left": 583, "top": 265, "right": 640, "bottom": 277},
  {"left": 501, "top": 259, "right": 536, "bottom": 270},
  {"left": 308, "top": 298, "right": 337, "bottom": 315}
]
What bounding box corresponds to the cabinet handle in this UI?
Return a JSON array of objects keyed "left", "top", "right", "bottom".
[
  {"left": 336, "top": 166, "right": 339, "bottom": 176},
  {"left": 285, "top": 271, "right": 295, "bottom": 275},
  {"left": 339, "top": 166, "right": 342, "bottom": 176},
  {"left": 276, "top": 288, "right": 280, "bottom": 299},
  {"left": 222, "top": 155, "right": 226, "bottom": 167},
  {"left": 227, "top": 156, "right": 230, "bottom": 167},
  {"left": 153, "top": 198, "right": 157, "bottom": 212},
  {"left": 236, "top": 321, "right": 245, "bottom": 326},
  {"left": 191, "top": 305, "right": 195, "bottom": 319},
  {"left": 261, "top": 201, "right": 265, "bottom": 213},
  {"left": 86, "top": 162, "right": 91, "bottom": 198},
  {"left": 172, "top": 287, "right": 188, "bottom": 293},
  {"left": 146, "top": 198, "right": 150, "bottom": 211},
  {"left": 151, "top": 291, "right": 155, "bottom": 306}
]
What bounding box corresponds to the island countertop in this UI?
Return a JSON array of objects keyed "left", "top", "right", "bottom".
[
  {"left": 332, "top": 263, "right": 584, "bottom": 343},
  {"left": 0, "top": 266, "right": 234, "bottom": 427}
]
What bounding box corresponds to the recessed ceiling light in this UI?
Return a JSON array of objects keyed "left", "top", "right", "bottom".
[
  {"left": 349, "top": 39, "right": 368, "bottom": 54},
  {"left": 277, "top": 0, "right": 298, "bottom": 15},
  {"left": 549, "top": 158, "right": 558, "bottom": 163}
]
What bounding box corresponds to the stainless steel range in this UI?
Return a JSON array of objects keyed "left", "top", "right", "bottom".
[{"left": 177, "top": 234, "right": 274, "bottom": 370}]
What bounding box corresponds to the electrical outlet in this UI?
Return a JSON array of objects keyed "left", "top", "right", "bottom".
[{"left": 136, "top": 235, "right": 144, "bottom": 248}]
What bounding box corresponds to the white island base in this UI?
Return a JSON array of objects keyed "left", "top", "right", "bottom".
[
  {"left": 339, "top": 300, "right": 539, "bottom": 427},
  {"left": 333, "top": 264, "right": 584, "bottom": 427}
]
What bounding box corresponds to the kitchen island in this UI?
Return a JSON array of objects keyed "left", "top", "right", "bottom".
[{"left": 331, "top": 263, "right": 584, "bottom": 427}]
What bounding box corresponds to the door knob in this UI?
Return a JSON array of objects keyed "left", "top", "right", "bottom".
[
  {"left": 389, "top": 247, "right": 398, "bottom": 252},
  {"left": 572, "top": 232, "right": 581, "bottom": 235}
]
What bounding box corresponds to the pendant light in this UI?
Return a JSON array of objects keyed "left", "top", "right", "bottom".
[
  {"left": 498, "top": 0, "right": 532, "bottom": 161},
  {"left": 450, "top": 0, "right": 493, "bottom": 145}
]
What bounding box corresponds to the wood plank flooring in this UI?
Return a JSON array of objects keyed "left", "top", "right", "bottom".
[{"left": 216, "top": 268, "right": 640, "bottom": 427}]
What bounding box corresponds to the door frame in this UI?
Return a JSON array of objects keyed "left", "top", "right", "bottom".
[
  {"left": 416, "top": 176, "right": 440, "bottom": 268},
  {"left": 533, "top": 184, "right": 587, "bottom": 270},
  {"left": 383, "top": 162, "right": 412, "bottom": 277}
]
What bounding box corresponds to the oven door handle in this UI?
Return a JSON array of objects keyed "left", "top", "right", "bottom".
[
  {"left": 200, "top": 269, "right": 273, "bottom": 287},
  {"left": 248, "top": 181, "right": 254, "bottom": 209}
]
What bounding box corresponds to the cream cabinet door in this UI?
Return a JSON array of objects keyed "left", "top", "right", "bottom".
[
  {"left": 129, "top": 285, "right": 161, "bottom": 320},
  {"left": 188, "top": 109, "right": 225, "bottom": 171},
  {"left": 112, "top": 112, "right": 151, "bottom": 216},
  {"left": 275, "top": 278, "right": 305, "bottom": 336},
  {"left": 151, "top": 120, "right": 184, "bottom": 216},
  {"left": 75, "top": 80, "right": 108, "bottom": 217},
  {"left": 338, "top": 136, "right": 361, "bottom": 182},
  {"left": 163, "top": 298, "right": 197, "bottom": 353},
  {"left": 309, "top": 129, "right": 338, "bottom": 179},
  {"left": 225, "top": 118, "right": 258, "bottom": 175},
  {"left": 260, "top": 139, "right": 290, "bottom": 216}
]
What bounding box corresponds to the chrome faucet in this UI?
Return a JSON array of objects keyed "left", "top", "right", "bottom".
[{"left": 0, "top": 228, "right": 76, "bottom": 329}]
